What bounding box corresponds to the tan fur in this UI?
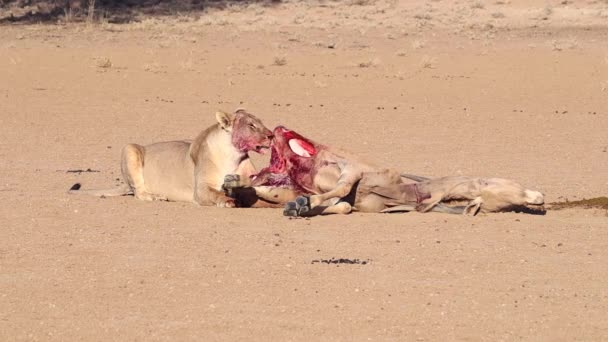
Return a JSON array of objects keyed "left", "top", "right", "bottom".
[
  {"left": 294, "top": 169, "right": 544, "bottom": 216},
  {"left": 69, "top": 109, "right": 272, "bottom": 207},
  {"left": 414, "top": 176, "right": 545, "bottom": 215},
  {"left": 360, "top": 173, "right": 545, "bottom": 215}
]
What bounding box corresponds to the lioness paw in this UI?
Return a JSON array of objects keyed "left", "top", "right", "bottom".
[
  {"left": 136, "top": 191, "right": 168, "bottom": 202},
  {"left": 222, "top": 174, "right": 243, "bottom": 197},
  {"left": 223, "top": 174, "right": 242, "bottom": 189},
  {"left": 216, "top": 198, "right": 236, "bottom": 208}
]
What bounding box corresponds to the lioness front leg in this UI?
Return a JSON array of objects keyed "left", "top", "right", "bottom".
[
  {"left": 222, "top": 175, "right": 298, "bottom": 208},
  {"left": 195, "top": 185, "right": 236, "bottom": 207},
  {"left": 222, "top": 174, "right": 244, "bottom": 197},
  {"left": 251, "top": 186, "right": 300, "bottom": 204},
  {"left": 193, "top": 175, "right": 235, "bottom": 207}
]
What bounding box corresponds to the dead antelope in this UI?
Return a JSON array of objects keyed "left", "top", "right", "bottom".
[{"left": 224, "top": 126, "right": 545, "bottom": 216}]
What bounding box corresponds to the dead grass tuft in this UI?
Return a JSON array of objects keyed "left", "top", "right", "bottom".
[
  {"left": 273, "top": 56, "right": 287, "bottom": 66},
  {"left": 540, "top": 6, "right": 553, "bottom": 20},
  {"left": 143, "top": 62, "right": 166, "bottom": 73},
  {"left": 86, "top": 0, "right": 96, "bottom": 25},
  {"left": 411, "top": 40, "right": 425, "bottom": 49},
  {"left": 420, "top": 55, "right": 437, "bottom": 69},
  {"left": 348, "top": 0, "right": 376, "bottom": 5},
  {"left": 413, "top": 13, "right": 432, "bottom": 20},
  {"left": 551, "top": 38, "right": 578, "bottom": 51},
  {"left": 95, "top": 57, "right": 112, "bottom": 69},
  {"left": 395, "top": 49, "right": 407, "bottom": 57},
  {"left": 63, "top": 6, "right": 74, "bottom": 23},
  {"left": 180, "top": 52, "right": 195, "bottom": 71},
  {"left": 356, "top": 58, "right": 380, "bottom": 68}
]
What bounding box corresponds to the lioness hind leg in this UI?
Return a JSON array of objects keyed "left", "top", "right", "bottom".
[{"left": 121, "top": 144, "right": 167, "bottom": 202}]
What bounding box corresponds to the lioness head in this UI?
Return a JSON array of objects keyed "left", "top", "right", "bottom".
[{"left": 216, "top": 109, "right": 273, "bottom": 154}]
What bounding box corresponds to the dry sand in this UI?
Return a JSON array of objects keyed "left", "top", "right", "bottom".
[{"left": 1, "top": 0, "right": 607, "bottom": 340}]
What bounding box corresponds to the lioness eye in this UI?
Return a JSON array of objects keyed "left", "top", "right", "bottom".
[{"left": 249, "top": 123, "right": 256, "bottom": 129}]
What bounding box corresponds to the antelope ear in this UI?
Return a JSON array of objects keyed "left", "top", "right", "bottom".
[{"left": 216, "top": 111, "right": 234, "bottom": 131}]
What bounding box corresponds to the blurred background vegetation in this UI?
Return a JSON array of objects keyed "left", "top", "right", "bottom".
[{"left": 0, "top": 0, "right": 282, "bottom": 23}]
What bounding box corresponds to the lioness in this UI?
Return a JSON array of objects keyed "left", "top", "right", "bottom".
[
  {"left": 224, "top": 125, "right": 545, "bottom": 216},
  {"left": 70, "top": 109, "right": 273, "bottom": 207}
]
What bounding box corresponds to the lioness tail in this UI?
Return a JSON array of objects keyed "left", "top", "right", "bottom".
[{"left": 68, "top": 183, "right": 132, "bottom": 197}]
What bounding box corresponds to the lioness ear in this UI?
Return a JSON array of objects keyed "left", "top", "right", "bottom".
[{"left": 216, "top": 111, "right": 234, "bottom": 131}]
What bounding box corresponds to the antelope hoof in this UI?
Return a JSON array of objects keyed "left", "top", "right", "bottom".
[
  {"left": 283, "top": 202, "right": 299, "bottom": 217},
  {"left": 283, "top": 196, "right": 312, "bottom": 217},
  {"left": 295, "top": 196, "right": 311, "bottom": 216}
]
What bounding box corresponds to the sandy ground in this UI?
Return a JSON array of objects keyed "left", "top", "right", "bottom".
[{"left": 1, "top": 0, "right": 608, "bottom": 340}]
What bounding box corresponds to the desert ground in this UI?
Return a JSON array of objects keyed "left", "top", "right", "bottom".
[{"left": 1, "top": 0, "right": 608, "bottom": 340}]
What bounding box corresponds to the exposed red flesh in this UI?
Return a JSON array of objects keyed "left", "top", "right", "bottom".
[{"left": 251, "top": 126, "right": 322, "bottom": 193}]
